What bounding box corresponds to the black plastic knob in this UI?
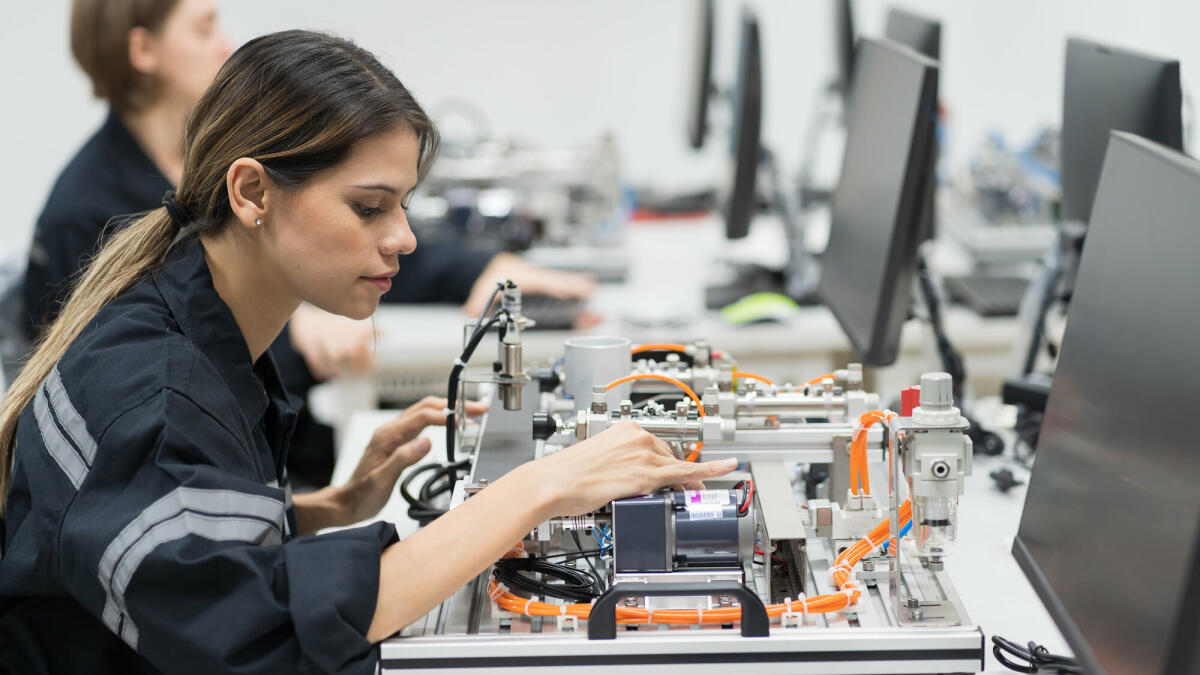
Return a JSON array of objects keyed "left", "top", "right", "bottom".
[
  {"left": 532, "top": 412, "right": 558, "bottom": 441},
  {"left": 529, "top": 367, "right": 561, "bottom": 393}
]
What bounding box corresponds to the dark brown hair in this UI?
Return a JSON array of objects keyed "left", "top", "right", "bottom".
[
  {"left": 1, "top": 29, "right": 440, "bottom": 507},
  {"left": 70, "top": 0, "right": 180, "bottom": 112}
]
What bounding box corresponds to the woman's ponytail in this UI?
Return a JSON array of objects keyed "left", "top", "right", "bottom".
[{"left": 0, "top": 208, "right": 177, "bottom": 511}]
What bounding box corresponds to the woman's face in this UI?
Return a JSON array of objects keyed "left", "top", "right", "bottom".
[
  {"left": 151, "top": 0, "right": 234, "bottom": 109},
  {"left": 262, "top": 126, "right": 421, "bottom": 321}
]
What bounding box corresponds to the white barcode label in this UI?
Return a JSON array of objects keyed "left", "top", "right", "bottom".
[
  {"left": 685, "top": 505, "right": 725, "bottom": 520},
  {"left": 684, "top": 490, "right": 730, "bottom": 505}
]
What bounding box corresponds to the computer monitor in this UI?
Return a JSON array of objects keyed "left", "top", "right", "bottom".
[
  {"left": 884, "top": 6, "right": 941, "bottom": 244},
  {"left": 1013, "top": 132, "right": 1200, "bottom": 675},
  {"left": 1061, "top": 38, "right": 1183, "bottom": 224},
  {"left": 686, "top": 0, "right": 715, "bottom": 151},
  {"left": 833, "top": 0, "right": 856, "bottom": 98},
  {"left": 722, "top": 9, "right": 762, "bottom": 240},
  {"left": 883, "top": 6, "right": 941, "bottom": 60},
  {"left": 817, "top": 38, "right": 938, "bottom": 367}
]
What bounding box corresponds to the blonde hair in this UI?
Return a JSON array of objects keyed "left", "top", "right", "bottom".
[{"left": 1, "top": 30, "right": 439, "bottom": 510}]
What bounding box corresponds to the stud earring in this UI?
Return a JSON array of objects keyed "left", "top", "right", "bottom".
[{"left": 255, "top": 218, "right": 262, "bottom": 226}]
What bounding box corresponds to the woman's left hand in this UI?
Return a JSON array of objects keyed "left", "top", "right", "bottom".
[{"left": 337, "top": 396, "right": 489, "bottom": 525}]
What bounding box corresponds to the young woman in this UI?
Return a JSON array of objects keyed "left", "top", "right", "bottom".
[
  {"left": 0, "top": 30, "right": 733, "bottom": 674},
  {"left": 23, "top": 0, "right": 595, "bottom": 490}
]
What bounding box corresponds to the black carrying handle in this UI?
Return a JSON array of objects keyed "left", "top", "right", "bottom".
[{"left": 587, "top": 581, "right": 769, "bottom": 639}]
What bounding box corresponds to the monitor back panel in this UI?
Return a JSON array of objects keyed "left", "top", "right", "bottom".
[
  {"left": 1014, "top": 132, "right": 1200, "bottom": 675},
  {"left": 818, "top": 38, "right": 938, "bottom": 366}
]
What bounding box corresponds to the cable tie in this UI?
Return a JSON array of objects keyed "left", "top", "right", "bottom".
[
  {"left": 453, "top": 356, "right": 467, "bottom": 368},
  {"left": 696, "top": 607, "right": 704, "bottom": 623},
  {"left": 523, "top": 598, "right": 534, "bottom": 616},
  {"left": 488, "top": 582, "right": 509, "bottom": 601},
  {"left": 799, "top": 594, "right": 808, "bottom": 615},
  {"left": 442, "top": 407, "right": 454, "bottom": 417},
  {"left": 560, "top": 604, "right": 568, "bottom": 616}
]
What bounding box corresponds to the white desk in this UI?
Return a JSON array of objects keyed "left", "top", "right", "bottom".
[{"left": 330, "top": 405, "right": 1069, "bottom": 673}]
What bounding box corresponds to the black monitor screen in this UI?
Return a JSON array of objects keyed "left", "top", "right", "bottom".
[
  {"left": 722, "top": 9, "right": 762, "bottom": 240},
  {"left": 817, "top": 38, "right": 938, "bottom": 366},
  {"left": 884, "top": 6, "right": 941, "bottom": 60},
  {"left": 686, "top": 0, "right": 715, "bottom": 150},
  {"left": 833, "top": 0, "right": 855, "bottom": 97},
  {"left": 1060, "top": 38, "right": 1182, "bottom": 224},
  {"left": 1014, "top": 132, "right": 1200, "bottom": 675}
]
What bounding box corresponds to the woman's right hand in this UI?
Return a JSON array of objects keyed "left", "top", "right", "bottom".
[{"left": 519, "top": 421, "right": 738, "bottom": 519}]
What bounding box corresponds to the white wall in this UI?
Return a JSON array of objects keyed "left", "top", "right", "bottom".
[{"left": 1, "top": 1, "right": 1196, "bottom": 258}]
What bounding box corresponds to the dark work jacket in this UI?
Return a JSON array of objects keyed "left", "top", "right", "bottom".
[
  {"left": 0, "top": 236, "right": 397, "bottom": 674},
  {"left": 21, "top": 108, "right": 495, "bottom": 487},
  {"left": 22, "top": 110, "right": 167, "bottom": 341}
]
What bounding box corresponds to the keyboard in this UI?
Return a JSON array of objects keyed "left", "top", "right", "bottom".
[
  {"left": 492, "top": 294, "right": 584, "bottom": 331},
  {"left": 943, "top": 275, "right": 1030, "bottom": 317}
]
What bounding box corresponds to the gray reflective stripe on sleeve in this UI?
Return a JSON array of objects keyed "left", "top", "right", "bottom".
[
  {"left": 282, "top": 483, "right": 294, "bottom": 538},
  {"left": 97, "top": 488, "right": 285, "bottom": 650},
  {"left": 46, "top": 364, "right": 98, "bottom": 464},
  {"left": 32, "top": 384, "right": 87, "bottom": 489}
]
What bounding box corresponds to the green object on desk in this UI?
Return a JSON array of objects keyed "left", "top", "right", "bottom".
[{"left": 720, "top": 292, "right": 801, "bottom": 325}]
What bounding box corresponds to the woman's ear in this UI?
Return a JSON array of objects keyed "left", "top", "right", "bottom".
[
  {"left": 226, "top": 158, "right": 274, "bottom": 231},
  {"left": 127, "top": 26, "right": 160, "bottom": 76}
]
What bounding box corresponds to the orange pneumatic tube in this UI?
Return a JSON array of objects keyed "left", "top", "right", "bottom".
[
  {"left": 605, "top": 373, "right": 705, "bottom": 461},
  {"left": 489, "top": 500, "right": 913, "bottom": 626}
]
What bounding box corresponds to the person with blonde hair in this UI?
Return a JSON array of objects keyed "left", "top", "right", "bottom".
[{"left": 0, "top": 30, "right": 732, "bottom": 674}]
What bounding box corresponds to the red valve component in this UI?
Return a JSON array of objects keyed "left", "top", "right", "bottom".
[{"left": 901, "top": 385, "right": 921, "bottom": 417}]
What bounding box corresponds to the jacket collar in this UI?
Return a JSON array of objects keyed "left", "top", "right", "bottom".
[
  {"left": 100, "top": 108, "right": 167, "bottom": 192},
  {"left": 153, "top": 236, "right": 295, "bottom": 425}
]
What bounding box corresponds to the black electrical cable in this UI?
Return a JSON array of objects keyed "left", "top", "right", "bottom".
[
  {"left": 445, "top": 308, "right": 507, "bottom": 463},
  {"left": 537, "top": 546, "right": 610, "bottom": 562},
  {"left": 399, "top": 460, "right": 470, "bottom": 525},
  {"left": 738, "top": 480, "right": 754, "bottom": 515},
  {"left": 991, "top": 635, "right": 1082, "bottom": 674},
  {"left": 493, "top": 557, "right": 602, "bottom": 603},
  {"left": 569, "top": 530, "right": 606, "bottom": 593}
]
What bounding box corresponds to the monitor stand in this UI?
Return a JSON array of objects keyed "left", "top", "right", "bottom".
[
  {"left": 705, "top": 147, "right": 822, "bottom": 310},
  {"left": 916, "top": 249, "right": 1005, "bottom": 455}
]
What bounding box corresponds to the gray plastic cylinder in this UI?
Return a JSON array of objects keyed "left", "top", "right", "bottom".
[{"left": 563, "top": 336, "right": 632, "bottom": 412}]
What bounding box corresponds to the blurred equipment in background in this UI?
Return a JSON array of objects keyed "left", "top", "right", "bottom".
[
  {"left": 705, "top": 9, "right": 821, "bottom": 310},
  {"left": 408, "top": 129, "right": 630, "bottom": 283}
]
